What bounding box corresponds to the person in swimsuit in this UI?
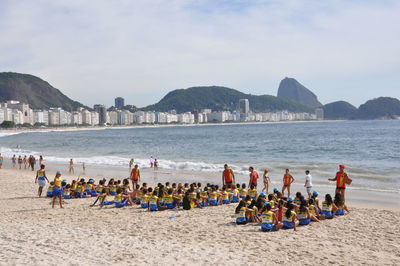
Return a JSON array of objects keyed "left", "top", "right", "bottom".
[
  {"left": 0, "top": 153, "right": 3, "bottom": 169},
  {"left": 52, "top": 171, "right": 63, "bottom": 208},
  {"left": 69, "top": 159, "right": 74, "bottom": 174},
  {"left": 12, "top": 155, "right": 17, "bottom": 168},
  {"left": 329, "top": 164, "right": 351, "bottom": 202},
  {"left": 18, "top": 156, "right": 23, "bottom": 169},
  {"left": 23, "top": 155, "right": 27, "bottom": 169},
  {"left": 282, "top": 169, "right": 294, "bottom": 198},
  {"left": 262, "top": 169, "right": 271, "bottom": 193},
  {"left": 130, "top": 164, "right": 141, "bottom": 188}
]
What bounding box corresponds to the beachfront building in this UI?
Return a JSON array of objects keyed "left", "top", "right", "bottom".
[
  {"left": 315, "top": 108, "right": 324, "bottom": 120},
  {"left": 239, "top": 99, "right": 250, "bottom": 121},
  {"left": 115, "top": 97, "right": 125, "bottom": 109},
  {"left": 32, "top": 110, "right": 49, "bottom": 125},
  {"left": 94, "top": 104, "right": 107, "bottom": 125}
]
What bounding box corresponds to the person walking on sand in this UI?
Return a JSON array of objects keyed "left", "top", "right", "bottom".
[
  {"left": 329, "top": 164, "right": 352, "bottom": 203},
  {"left": 262, "top": 169, "right": 271, "bottom": 193},
  {"left": 35, "top": 164, "right": 49, "bottom": 197},
  {"left": 23, "top": 155, "right": 27, "bottom": 169},
  {"left": 52, "top": 171, "right": 63, "bottom": 208},
  {"left": 149, "top": 156, "right": 154, "bottom": 168},
  {"left": 282, "top": 169, "right": 294, "bottom": 198},
  {"left": 29, "top": 155, "right": 36, "bottom": 171},
  {"left": 130, "top": 164, "right": 141, "bottom": 188},
  {"left": 129, "top": 158, "right": 134, "bottom": 170},
  {"left": 39, "top": 155, "right": 45, "bottom": 167},
  {"left": 69, "top": 159, "right": 74, "bottom": 174},
  {"left": 0, "top": 153, "right": 3, "bottom": 169},
  {"left": 222, "top": 164, "right": 235, "bottom": 186},
  {"left": 12, "top": 155, "right": 17, "bottom": 168},
  {"left": 248, "top": 166, "right": 259, "bottom": 188},
  {"left": 154, "top": 159, "right": 158, "bottom": 170},
  {"left": 18, "top": 155, "right": 23, "bottom": 169},
  {"left": 304, "top": 170, "right": 313, "bottom": 198}
]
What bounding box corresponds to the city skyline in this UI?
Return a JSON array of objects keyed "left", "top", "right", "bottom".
[{"left": 1, "top": 1, "right": 399, "bottom": 107}]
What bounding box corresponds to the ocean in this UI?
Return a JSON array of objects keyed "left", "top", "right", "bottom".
[{"left": 0, "top": 120, "right": 399, "bottom": 194}]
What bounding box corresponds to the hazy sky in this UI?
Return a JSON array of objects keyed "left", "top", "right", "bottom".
[{"left": 1, "top": 0, "right": 399, "bottom": 108}]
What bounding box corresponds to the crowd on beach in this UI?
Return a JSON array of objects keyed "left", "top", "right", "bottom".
[{"left": 1, "top": 152, "right": 352, "bottom": 232}]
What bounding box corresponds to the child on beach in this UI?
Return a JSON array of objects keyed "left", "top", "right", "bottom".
[
  {"left": 321, "top": 194, "right": 337, "bottom": 219},
  {"left": 52, "top": 171, "right": 63, "bottom": 208},
  {"left": 282, "top": 203, "right": 299, "bottom": 231},
  {"left": 239, "top": 183, "right": 248, "bottom": 200},
  {"left": 260, "top": 203, "right": 283, "bottom": 232},
  {"left": 248, "top": 184, "right": 258, "bottom": 200},
  {"left": 262, "top": 169, "right": 271, "bottom": 194},
  {"left": 47, "top": 182, "right": 54, "bottom": 197},
  {"left": 334, "top": 193, "right": 350, "bottom": 215}
]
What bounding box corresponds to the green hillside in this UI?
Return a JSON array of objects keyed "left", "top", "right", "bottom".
[
  {"left": 143, "top": 86, "right": 313, "bottom": 113},
  {"left": 356, "top": 97, "right": 400, "bottom": 119},
  {"left": 0, "top": 72, "right": 88, "bottom": 110},
  {"left": 323, "top": 101, "right": 357, "bottom": 119}
]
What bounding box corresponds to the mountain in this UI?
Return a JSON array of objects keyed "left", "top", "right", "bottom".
[
  {"left": 277, "top": 77, "right": 322, "bottom": 108},
  {"left": 143, "top": 86, "right": 313, "bottom": 113},
  {"left": 356, "top": 97, "right": 400, "bottom": 119},
  {"left": 0, "top": 72, "right": 87, "bottom": 110},
  {"left": 322, "top": 101, "right": 357, "bottom": 120}
]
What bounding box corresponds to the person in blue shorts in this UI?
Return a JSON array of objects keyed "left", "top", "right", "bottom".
[
  {"left": 35, "top": 165, "right": 49, "bottom": 197},
  {"left": 52, "top": 171, "right": 63, "bottom": 208},
  {"left": 334, "top": 193, "right": 350, "bottom": 216},
  {"left": 282, "top": 203, "right": 299, "bottom": 231},
  {"left": 260, "top": 203, "right": 283, "bottom": 232},
  {"left": 321, "top": 194, "right": 337, "bottom": 219}
]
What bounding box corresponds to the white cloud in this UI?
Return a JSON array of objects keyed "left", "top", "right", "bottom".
[{"left": 0, "top": 0, "right": 399, "bottom": 107}]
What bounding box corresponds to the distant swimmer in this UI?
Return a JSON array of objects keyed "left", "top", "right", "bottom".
[
  {"left": 130, "top": 164, "right": 141, "bottom": 187},
  {"left": 35, "top": 164, "right": 49, "bottom": 197},
  {"left": 69, "top": 159, "right": 74, "bottom": 174},
  {"left": 248, "top": 166, "right": 259, "bottom": 188},
  {"left": 282, "top": 169, "right": 294, "bottom": 198},
  {"left": 222, "top": 164, "right": 235, "bottom": 186},
  {"left": 262, "top": 169, "right": 271, "bottom": 193},
  {"left": 0, "top": 153, "right": 3, "bottom": 169},
  {"left": 23, "top": 155, "right": 27, "bottom": 169},
  {"left": 329, "top": 164, "right": 352, "bottom": 203}
]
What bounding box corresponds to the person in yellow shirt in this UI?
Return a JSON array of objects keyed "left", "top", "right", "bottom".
[
  {"left": 52, "top": 171, "right": 63, "bottom": 208},
  {"left": 35, "top": 165, "right": 49, "bottom": 197},
  {"left": 239, "top": 183, "right": 248, "bottom": 200},
  {"left": 260, "top": 203, "right": 283, "bottom": 232},
  {"left": 282, "top": 203, "right": 299, "bottom": 231},
  {"left": 63, "top": 184, "right": 72, "bottom": 199},
  {"left": 231, "top": 184, "right": 240, "bottom": 203}
]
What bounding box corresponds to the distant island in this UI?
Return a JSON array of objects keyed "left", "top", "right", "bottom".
[{"left": 0, "top": 72, "right": 399, "bottom": 128}]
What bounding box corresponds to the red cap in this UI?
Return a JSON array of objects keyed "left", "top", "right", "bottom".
[
  {"left": 264, "top": 169, "right": 269, "bottom": 172},
  {"left": 339, "top": 164, "right": 346, "bottom": 168}
]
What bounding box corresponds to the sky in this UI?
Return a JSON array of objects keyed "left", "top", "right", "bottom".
[{"left": 0, "top": 0, "right": 399, "bottom": 108}]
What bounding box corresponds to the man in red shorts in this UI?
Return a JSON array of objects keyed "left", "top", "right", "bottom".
[
  {"left": 222, "top": 164, "right": 235, "bottom": 186},
  {"left": 248, "top": 166, "right": 259, "bottom": 188},
  {"left": 329, "top": 164, "right": 351, "bottom": 202},
  {"left": 130, "top": 164, "right": 141, "bottom": 188}
]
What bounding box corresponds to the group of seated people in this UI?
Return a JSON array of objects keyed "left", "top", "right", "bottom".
[
  {"left": 45, "top": 177, "right": 258, "bottom": 210},
  {"left": 235, "top": 188, "right": 350, "bottom": 232}
]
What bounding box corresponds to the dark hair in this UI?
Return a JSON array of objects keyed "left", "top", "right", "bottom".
[
  {"left": 299, "top": 199, "right": 308, "bottom": 213},
  {"left": 116, "top": 188, "right": 122, "bottom": 194},
  {"left": 168, "top": 188, "right": 173, "bottom": 194},
  {"left": 248, "top": 199, "right": 257, "bottom": 209},
  {"left": 242, "top": 183, "right": 246, "bottom": 189},
  {"left": 235, "top": 201, "right": 246, "bottom": 213},
  {"left": 256, "top": 197, "right": 264, "bottom": 210},
  {"left": 325, "top": 194, "right": 333, "bottom": 205},
  {"left": 261, "top": 202, "right": 272, "bottom": 213},
  {"left": 334, "top": 193, "right": 343, "bottom": 206},
  {"left": 148, "top": 187, "right": 153, "bottom": 193},
  {"left": 285, "top": 203, "right": 294, "bottom": 219},
  {"left": 250, "top": 184, "right": 255, "bottom": 189},
  {"left": 305, "top": 170, "right": 310, "bottom": 174},
  {"left": 296, "top": 192, "right": 302, "bottom": 198},
  {"left": 308, "top": 198, "right": 314, "bottom": 205},
  {"left": 123, "top": 179, "right": 129, "bottom": 185},
  {"left": 268, "top": 194, "right": 273, "bottom": 201}
]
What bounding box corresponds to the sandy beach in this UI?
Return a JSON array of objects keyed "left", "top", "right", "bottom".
[{"left": 0, "top": 167, "right": 399, "bottom": 266}]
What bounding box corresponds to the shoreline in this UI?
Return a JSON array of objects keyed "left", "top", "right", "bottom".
[{"left": 0, "top": 119, "right": 342, "bottom": 135}]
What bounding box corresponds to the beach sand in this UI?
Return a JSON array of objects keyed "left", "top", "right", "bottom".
[{"left": 0, "top": 168, "right": 399, "bottom": 266}]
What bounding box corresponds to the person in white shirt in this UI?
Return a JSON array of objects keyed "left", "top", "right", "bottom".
[{"left": 304, "top": 170, "right": 313, "bottom": 198}]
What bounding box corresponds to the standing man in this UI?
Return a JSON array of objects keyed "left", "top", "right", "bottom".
[
  {"left": 304, "top": 170, "right": 313, "bottom": 198},
  {"left": 222, "top": 164, "right": 235, "bottom": 186},
  {"left": 35, "top": 164, "right": 49, "bottom": 197},
  {"left": 282, "top": 169, "right": 294, "bottom": 198},
  {"left": 30, "top": 156, "right": 36, "bottom": 171},
  {"left": 130, "top": 164, "right": 141, "bottom": 188},
  {"left": 248, "top": 166, "right": 259, "bottom": 188},
  {"left": 329, "top": 164, "right": 351, "bottom": 202}
]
